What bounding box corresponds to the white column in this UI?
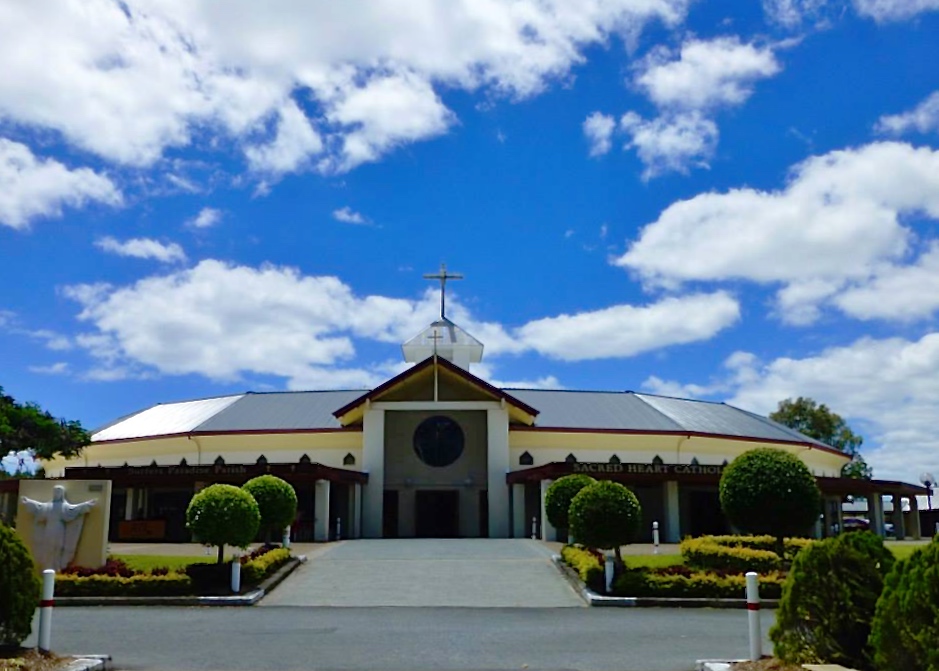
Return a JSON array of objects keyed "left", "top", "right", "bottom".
[
  {"left": 664, "top": 480, "right": 680, "bottom": 543},
  {"left": 909, "top": 494, "right": 922, "bottom": 540},
  {"left": 352, "top": 483, "right": 363, "bottom": 539},
  {"left": 314, "top": 479, "right": 331, "bottom": 542},
  {"left": 125, "top": 488, "right": 135, "bottom": 520},
  {"left": 512, "top": 483, "right": 527, "bottom": 538},
  {"left": 540, "top": 479, "right": 556, "bottom": 542},
  {"left": 870, "top": 494, "right": 885, "bottom": 536},
  {"left": 892, "top": 493, "right": 906, "bottom": 539},
  {"left": 487, "top": 407, "right": 511, "bottom": 538},
  {"left": 362, "top": 408, "right": 385, "bottom": 538}
]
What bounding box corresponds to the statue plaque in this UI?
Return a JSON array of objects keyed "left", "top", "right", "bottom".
[{"left": 16, "top": 480, "right": 111, "bottom": 571}]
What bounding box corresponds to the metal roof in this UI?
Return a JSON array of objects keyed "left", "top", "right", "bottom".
[
  {"left": 92, "top": 386, "right": 826, "bottom": 448},
  {"left": 198, "top": 391, "right": 362, "bottom": 432},
  {"left": 509, "top": 389, "right": 829, "bottom": 446},
  {"left": 92, "top": 394, "right": 244, "bottom": 441},
  {"left": 506, "top": 390, "right": 681, "bottom": 431}
]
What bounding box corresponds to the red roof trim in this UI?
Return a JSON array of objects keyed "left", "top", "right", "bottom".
[
  {"left": 92, "top": 427, "right": 361, "bottom": 445},
  {"left": 509, "top": 425, "right": 848, "bottom": 458},
  {"left": 332, "top": 356, "right": 540, "bottom": 418}
]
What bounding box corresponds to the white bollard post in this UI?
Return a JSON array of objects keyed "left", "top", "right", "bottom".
[
  {"left": 231, "top": 557, "right": 241, "bottom": 594},
  {"left": 746, "top": 572, "right": 762, "bottom": 662},
  {"left": 605, "top": 552, "right": 615, "bottom": 594},
  {"left": 38, "top": 569, "right": 54, "bottom": 652},
  {"left": 282, "top": 525, "right": 291, "bottom": 549},
  {"left": 653, "top": 521, "right": 660, "bottom": 554},
  {"left": 531, "top": 516, "right": 537, "bottom": 540},
  {"left": 336, "top": 517, "right": 342, "bottom": 540}
]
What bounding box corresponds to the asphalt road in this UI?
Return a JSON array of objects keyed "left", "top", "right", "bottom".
[{"left": 52, "top": 606, "right": 776, "bottom": 671}]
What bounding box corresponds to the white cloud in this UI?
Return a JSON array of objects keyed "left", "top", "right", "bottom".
[
  {"left": 620, "top": 111, "right": 718, "bottom": 179},
  {"left": 1, "top": 450, "right": 38, "bottom": 476},
  {"left": 515, "top": 292, "right": 740, "bottom": 361},
  {"left": 877, "top": 91, "right": 939, "bottom": 136},
  {"left": 61, "top": 260, "right": 736, "bottom": 385},
  {"left": 614, "top": 36, "right": 780, "bottom": 177},
  {"left": 834, "top": 243, "right": 939, "bottom": 321},
  {"left": 333, "top": 207, "right": 368, "bottom": 225},
  {"left": 583, "top": 112, "right": 616, "bottom": 157},
  {"left": 0, "top": 138, "right": 121, "bottom": 229},
  {"left": 28, "top": 362, "right": 70, "bottom": 375},
  {"left": 853, "top": 0, "right": 939, "bottom": 22},
  {"left": 650, "top": 334, "right": 939, "bottom": 483},
  {"left": 763, "top": 0, "right": 835, "bottom": 27},
  {"left": 95, "top": 237, "right": 187, "bottom": 263},
  {"left": 188, "top": 207, "right": 223, "bottom": 229},
  {"left": 0, "top": 0, "right": 691, "bottom": 176},
  {"left": 617, "top": 142, "right": 939, "bottom": 322},
  {"left": 633, "top": 38, "right": 780, "bottom": 110},
  {"left": 472, "top": 363, "right": 563, "bottom": 390},
  {"left": 320, "top": 72, "right": 454, "bottom": 172},
  {"left": 245, "top": 100, "right": 324, "bottom": 174}
]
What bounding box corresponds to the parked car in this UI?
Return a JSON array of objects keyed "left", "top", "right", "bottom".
[{"left": 843, "top": 517, "right": 871, "bottom": 531}]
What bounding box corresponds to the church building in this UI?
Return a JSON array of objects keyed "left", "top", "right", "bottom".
[{"left": 25, "top": 269, "right": 927, "bottom": 543}]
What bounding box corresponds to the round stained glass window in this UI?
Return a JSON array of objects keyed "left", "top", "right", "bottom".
[{"left": 413, "top": 416, "right": 464, "bottom": 468}]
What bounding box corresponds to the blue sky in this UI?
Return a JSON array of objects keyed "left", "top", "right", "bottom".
[{"left": 2, "top": 0, "right": 939, "bottom": 484}]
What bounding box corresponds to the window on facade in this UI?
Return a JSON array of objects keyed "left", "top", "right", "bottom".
[{"left": 413, "top": 416, "right": 464, "bottom": 468}]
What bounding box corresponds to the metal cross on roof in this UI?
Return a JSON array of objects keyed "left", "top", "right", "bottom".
[{"left": 423, "top": 262, "right": 463, "bottom": 319}]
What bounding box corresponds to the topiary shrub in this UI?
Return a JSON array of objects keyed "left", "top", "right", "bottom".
[
  {"left": 719, "top": 448, "right": 820, "bottom": 558},
  {"left": 186, "top": 484, "right": 261, "bottom": 564},
  {"left": 869, "top": 537, "right": 939, "bottom": 671},
  {"left": 770, "top": 531, "right": 892, "bottom": 670},
  {"left": 0, "top": 523, "right": 41, "bottom": 646},
  {"left": 569, "top": 481, "right": 642, "bottom": 571},
  {"left": 242, "top": 475, "right": 298, "bottom": 541},
  {"left": 545, "top": 474, "right": 595, "bottom": 540}
]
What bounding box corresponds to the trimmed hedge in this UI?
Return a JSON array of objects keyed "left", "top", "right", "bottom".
[
  {"left": 560, "top": 544, "right": 786, "bottom": 599},
  {"left": 241, "top": 547, "right": 291, "bottom": 585},
  {"left": 682, "top": 538, "right": 785, "bottom": 573},
  {"left": 55, "top": 573, "right": 193, "bottom": 597},
  {"left": 560, "top": 545, "right": 604, "bottom": 592},
  {"left": 0, "top": 523, "right": 41, "bottom": 646},
  {"left": 771, "top": 532, "right": 893, "bottom": 671},
  {"left": 869, "top": 538, "right": 939, "bottom": 671},
  {"left": 681, "top": 535, "right": 813, "bottom": 573},
  {"left": 53, "top": 547, "right": 292, "bottom": 596},
  {"left": 614, "top": 566, "right": 786, "bottom": 599},
  {"left": 700, "top": 535, "right": 813, "bottom": 557}
]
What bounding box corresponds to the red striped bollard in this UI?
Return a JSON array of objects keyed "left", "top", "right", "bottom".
[
  {"left": 746, "top": 571, "right": 761, "bottom": 662},
  {"left": 38, "top": 569, "right": 55, "bottom": 652}
]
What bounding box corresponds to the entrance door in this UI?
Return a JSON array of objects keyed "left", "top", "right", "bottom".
[
  {"left": 415, "top": 490, "right": 460, "bottom": 538},
  {"left": 383, "top": 490, "right": 399, "bottom": 538},
  {"left": 688, "top": 490, "right": 728, "bottom": 537}
]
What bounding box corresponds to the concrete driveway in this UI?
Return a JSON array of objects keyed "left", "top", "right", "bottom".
[{"left": 260, "top": 538, "right": 584, "bottom": 608}]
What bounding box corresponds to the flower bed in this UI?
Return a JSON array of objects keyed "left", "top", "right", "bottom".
[
  {"left": 55, "top": 547, "right": 292, "bottom": 597},
  {"left": 560, "top": 541, "right": 790, "bottom": 600},
  {"left": 680, "top": 535, "right": 813, "bottom": 573}
]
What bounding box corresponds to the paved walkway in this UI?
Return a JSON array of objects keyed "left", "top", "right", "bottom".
[{"left": 260, "top": 538, "right": 585, "bottom": 608}]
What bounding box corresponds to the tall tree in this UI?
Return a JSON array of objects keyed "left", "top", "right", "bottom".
[
  {"left": 769, "top": 397, "right": 871, "bottom": 479},
  {"left": 0, "top": 386, "right": 90, "bottom": 462}
]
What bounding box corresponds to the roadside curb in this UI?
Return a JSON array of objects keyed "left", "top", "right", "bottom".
[
  {"left": 695, "top": 660, "right": 744, "bottom": 670},
  {"left": 54, "top": 556, "right": 305, "bottom": 607},
  {"left": 61, "top": 654, "right": 111, "bottom": 671},
  {"left": 550, "top": 555, "right": 780, "bottom": 609}
]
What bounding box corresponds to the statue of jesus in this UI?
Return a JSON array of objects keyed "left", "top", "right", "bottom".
[{"left": 21, "top": 485, "right": 96, "bottom": 571}]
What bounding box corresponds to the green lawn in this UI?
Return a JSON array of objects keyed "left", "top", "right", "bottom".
[
  {"left": 114, "top": 554, "right": 214, "bottom": 572},
  {"left": 885, "top": 541, "right": 930, "bottom": 560}
]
